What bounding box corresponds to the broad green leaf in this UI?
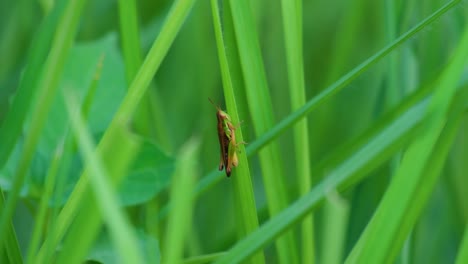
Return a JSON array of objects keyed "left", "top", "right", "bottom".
[{"left": 119, "top": 140, "right": 174, "bottom": 206}]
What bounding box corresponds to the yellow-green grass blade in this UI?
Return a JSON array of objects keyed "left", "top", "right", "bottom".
[
  {"left": 25, "top": 145, "right": 61, "bottom": 264},
  {"left": 280, "top": 0, "right": 315, "bottom": 262},
  {"left": 162, "top": 138, "right": 199, "bottom": 264},
  {"left": 117, "top": 0, "right": 154, "bottom": 138},
  {"left": 57, "top": 92, "right": 144, "bottom": 264}
]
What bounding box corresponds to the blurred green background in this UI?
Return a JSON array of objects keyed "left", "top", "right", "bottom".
[{"left": 0, "top": 0, "right": 467, "bottom": 263}]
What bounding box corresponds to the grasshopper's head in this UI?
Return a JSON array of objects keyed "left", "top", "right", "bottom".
[{"left": 209, "top": 98, "right": 231, "bottom": 121}]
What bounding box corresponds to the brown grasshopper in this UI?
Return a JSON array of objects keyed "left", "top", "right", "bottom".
[{"left": 209, "top": 99, "right": 245, "bottom": 177}]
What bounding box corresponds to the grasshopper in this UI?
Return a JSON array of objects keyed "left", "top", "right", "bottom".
[
  {"left": 209, "top": 99, "right": 231, "bottom": 173},
  {"left": 209, "top": 99, "right": 245, "bottom": 177}
]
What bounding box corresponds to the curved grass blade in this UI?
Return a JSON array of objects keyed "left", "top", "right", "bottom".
[{"left": 280, "top": 0, "right": 315, "bottom": 262}]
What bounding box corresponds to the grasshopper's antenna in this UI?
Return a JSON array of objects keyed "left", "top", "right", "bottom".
[{"left": 208, "top": 97, "right": 221, "bottom": 110}]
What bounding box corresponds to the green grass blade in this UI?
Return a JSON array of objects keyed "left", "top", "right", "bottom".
[
  {"left": 117, "top": 0, "right": 142, "bottom": 84},
  {"left": 163, "top": 139, "right": 199, "bottom": 264},
  {"left": 0, "top": 0, "right": 88, "bottom": 249},
  {"left": 321, "top": 194, "right": 349, "bottom": 264},
  {"left": 58, "top": 92, "right": 144, "bottom": 264},
  {"left": 228, "top": 0, "right": 298, "bottom": 262},
  {"left": 345, "top": 22, "right": 468, "bottom": 263},
  {"left": 183, "top": 252, "right": 227, "bottom": 264},
  {"left": 280, "top": 0, "right": 315, "bottom": 262},
  {"left": 25, "top": 145, "right": 61, "bottom": 264},
  {"left": 384, "top": 0, "right": 401, "bottom": 109},
  {"left": 456, "top": 225, "right": 468, "bottom": 264},
  {"left": 117, "top": 0, "right": 154, "bottom": 139},
  {"left": 0, "top": 192, "right": 22, "bottom": 264},
  {"left": 35, "top": 0, "right": 197, "bottom": 259},
  {"left": 210, "top": 1, "right": 264, "bottom": 263}
]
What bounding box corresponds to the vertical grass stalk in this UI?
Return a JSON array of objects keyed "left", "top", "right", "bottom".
[
  {"left": 280, "top": 0, "right": 314, "bottom": 262},
  {"left": 163, "top": 139, "right": 199, "bottom": 264},
  {"left": 210, "top": 0, "right": 264, "bottom": 263}
]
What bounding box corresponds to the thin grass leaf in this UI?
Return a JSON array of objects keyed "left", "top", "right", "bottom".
[
  {"left": 321, "top": 193, "right": 350, "bottom": 264},
  {"left": 0, "top": 0, "right": 88, "bottom": 250},
  {"left": 280, "top": 0, "right": 315, "bottom": 262},
  {"left": 183, "top": 252, "right": 227, "bottom": 264},
  {"left": 210, "top": 0, "right": 264, "bottom": 263},
  {"left": 117, "top": 0, "right": 142, "bottom": 84},
  {"left": 60, "top": 91, "right": 144, "bottom": 264},
  {"left": 117, "top": 0, "right": 154, "bottom": 138},
  {"left": 25, "top": 145, "right": 61, "bottom": 264},
  {"left": 35, "top": 0, "right": 197, "bottom": 258},
  {"left": 384, "top": 0, "right": 401, "bottom": 109},
  {"left": 213, "top": 79, "right": 468, "bottom": 263},
  {"left": 0, "top": 192, "right": 22, "bottom": 264},
  {"left": 163, "top": 138, "right": 199, "bottom": 264},
  {"left": 345, "top": 21, "right": 468, "bottom": 263}
]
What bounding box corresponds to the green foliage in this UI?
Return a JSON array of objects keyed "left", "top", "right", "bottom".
[{"left": 0, "top": 0, "right": 467, "bottom": 263}]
